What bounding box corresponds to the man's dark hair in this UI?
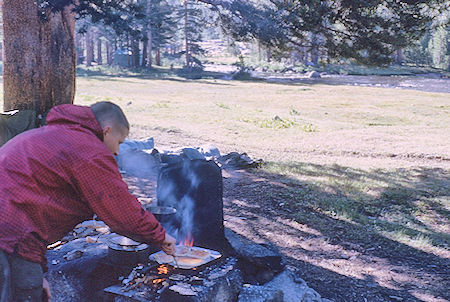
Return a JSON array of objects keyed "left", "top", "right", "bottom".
[{"left": 91, "top": 102, "right": 130, "bottom": 130}]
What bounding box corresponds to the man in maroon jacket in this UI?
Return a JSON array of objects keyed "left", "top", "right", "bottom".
[{"left": 0, "top": 102, "right": 176, "bottom": 301}]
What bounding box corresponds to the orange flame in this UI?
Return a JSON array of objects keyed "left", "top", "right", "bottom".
[
  {"left": 152, "top": 278, "right": 166, "bottom": 284},
  {"left": 181, "top": 232, "right": 194, "bottom": 247},
  {"left": 157, "top": 265, "right": 169, "bottom": 275}
]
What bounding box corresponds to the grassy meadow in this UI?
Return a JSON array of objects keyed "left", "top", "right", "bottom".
[
  {"left": 1, "top": 69, "right": 449, "bottom": 259},
  {"left": 71, "top": 70, "right": 450, "bottom": 257},
  {"left": 81, "top": 70, "right": 450, "bottom": 256}
]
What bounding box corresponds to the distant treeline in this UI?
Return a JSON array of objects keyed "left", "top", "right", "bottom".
[{"left": 28, "top": 0, "right": 450, "bottom": 70}]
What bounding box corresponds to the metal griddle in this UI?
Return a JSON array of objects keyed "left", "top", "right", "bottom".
[{"left": 149, "top": 247, "right": 221, "bottom": 269}]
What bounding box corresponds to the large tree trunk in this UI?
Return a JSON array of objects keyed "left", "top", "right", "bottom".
[
  {"left": 395, "top": 49, "right": 404, "bottom": 65},
  {"left": 142, "top": 37, "right": 148, "bottom": 67},
  {"left": 310, "top": 34, "right": 319, "bottom": 66},
  {"left": 147, "top": 0, "right": 153, "bottom": 68},
  {"left": 106, "top": 40, "right": 113, "bottom": 65},
  {"left": 184, "top": 0, "right": 190, "bottom": 69},
  {"left": 147, "top": 29, "right": 153, "bottom": 67},
  {"left": 75, "top": 33, "right": 84, "bottom": 65},
  {"left": 85, "top": 29, "right": 94, "bottom": 66},
  {"left": 97, "top": 35, "right": 103, "bottom": 65},
  {"left": 155, "top": 48, "right": 161, "bottom": 66},
  {"left": 131, "top": 38, "right": 140, "bottom": 68},
  {"left": 2, "top": 0, "right": 76, "bottom": 114}
]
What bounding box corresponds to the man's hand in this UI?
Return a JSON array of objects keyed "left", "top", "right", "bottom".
[
  {"left": 161, "top": 233, "right": 176, "bottom": 255},
  {"left": 42, "top": 278, "right": 51, "bottom": 302}
]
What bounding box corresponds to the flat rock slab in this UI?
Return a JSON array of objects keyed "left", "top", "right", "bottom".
[
  {"left": 105, "top": 257, "right": 243, "bottom": 302},
  {"left": 46, "top": 238, "right": 130, "bottom": 301},
  {"left": 238, "top": 267, "right": 326, "bottom": 302},
  {"left": 161, "top": 258, "right": 243, "bottom": 302},
  {"left": 225, "top": 228, "right": 285, "bottom": 284},
  {"left": 238, "top": 285, "right": 284, "bottom": 302}
]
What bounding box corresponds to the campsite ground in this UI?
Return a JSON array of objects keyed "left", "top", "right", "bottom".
[
  {"left": 2, "top": 69, "right": 448, "bottom": 301},
  {"left": 73, "top": 71, "right": 449, "bottom": 302}
]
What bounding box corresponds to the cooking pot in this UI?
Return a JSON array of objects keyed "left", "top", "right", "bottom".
[
  {"left": 107, "top": 235, "right": 151, "bottom": 266},
  {"left": 144, "top": 205, "right": 176, "bottom": 221}
]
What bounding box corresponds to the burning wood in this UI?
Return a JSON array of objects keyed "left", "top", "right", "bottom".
[
  {"left": 152, "top": 278, "right": 166, "bottom": 284},
  {"left": 104, "top": 257, "right": 241, "bottom": 302},
  {"left": 157, "top": 264, "right": 170, "bottom": 275},
  {"left": 122, "top": 275, "right": 168, "bottom": 292},
  {"left": 119, "top": 263, "right": 174, "bottom": 294}
]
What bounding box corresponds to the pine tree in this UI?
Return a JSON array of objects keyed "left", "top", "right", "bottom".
[
  {"left": 428, "top": 25, "right": 449, "bottom": 69},
  {"left": 142, "top": 0, "right": 176, "bottom": 67},
  {"left": 175, "top": 0, "right": 206, "bottom": 71},
  {"left": 199, "top": 0, "right": 443, "bottom": 65}
]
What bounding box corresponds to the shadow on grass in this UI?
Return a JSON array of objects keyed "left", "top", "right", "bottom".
[
  {"left": 76, "top": 65, "right": 450, "bottom": 94},
  {"left": 223, "top": 163, "right": 449, "bottom": 301},
  {"left": 267, "top": 163, "right": 449, "bottom": 248},
  {"left": 76, "top": 66, "right": 234, "bottom": 86}
]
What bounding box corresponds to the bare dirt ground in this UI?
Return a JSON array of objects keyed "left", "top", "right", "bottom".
[
  {"left": 123, "top": 136, "right": 449, "bottom": 302},
  {"left": 69, "top": 74, "right": 449, "bottom": 302},
  {"left": 124, "top": 158, "right": 449, "bottom": 302},
  {"left": 221, "top": 167, "right": 449, "bottom": 302},
  {"left": 124, "top": 111, "right": 449, "bottom": 302}
]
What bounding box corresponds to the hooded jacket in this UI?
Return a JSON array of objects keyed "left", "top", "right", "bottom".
[{"left": 0, "top": 104, "right": 165, "bottom": 268}]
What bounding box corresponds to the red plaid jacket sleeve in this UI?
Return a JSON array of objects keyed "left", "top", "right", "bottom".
[{"left": 73, "top": 154, "right": 166, "bottom": 245}]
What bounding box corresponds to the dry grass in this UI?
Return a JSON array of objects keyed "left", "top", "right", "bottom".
[
  {"left": 1, "top": 71, "right": 448, "bottom": 300},
  {"left": 72, "top": 73, "right": 450, "bottom": 258},
  {"left": 73, "top": 74, "right": 449, "bottom": 168}
]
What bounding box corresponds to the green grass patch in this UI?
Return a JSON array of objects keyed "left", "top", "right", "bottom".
[
  {"left": 215, "top": 102, "right": 231, "bottom": 109},
  {"left": 259, "top": 161, "right": 450, "bottom": 252},
  {"left": 258, "top": 116, "right": 296, "bottom": 129}
]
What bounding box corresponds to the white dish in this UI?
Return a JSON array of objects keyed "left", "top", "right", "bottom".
[{"left": 150, "top": 246, "right": 222, "bottom": 269}]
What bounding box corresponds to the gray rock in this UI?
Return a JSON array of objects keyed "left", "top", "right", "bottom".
[
  {"left": 302, "top": 288, "right": 323, "bottom": 302},
  {"left": 218, "top": 152, "right": 263, "bottom": 169},
  {"left": 305, "top": 71, "right": 321, "bottom": 78},
  {"left": 160, "top": 258, "right": 243, "bottom": 302},
  {"left": 158, "top": 159, "right": 227, "bottom": 251},
  {"left": 267, "top": 267, "right": 326, "bottom": 302},
  {"left": 197, "top": 144, "right": 221, "bottom": 158},
  {"left": 238, "top": 285, "right": 284, "bottom": 302},
  {"left": 46, "top": 239, "right": 124, "bottom": 302},
  {"left": 181, "top": 148, "right": 206, "bottom": 160},
  {"left": 0, "top": 109, "right": 37, "bottom": 147},
  {"left": 225, "top": 228, "right": 284, "bottom": 284},
  {"left": 238, "top": 267, "right": 326, "bottom": 302}
]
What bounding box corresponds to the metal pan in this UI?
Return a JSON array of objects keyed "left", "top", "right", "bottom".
[
  {"left": 107, "top": 235, "right": 150, "bottom": 265},
  {"left": 149, "top": 247, "right": 221, "bottom": 269},
  {"left": 144, "top": 205, "right": 177, "bottom": 221}
]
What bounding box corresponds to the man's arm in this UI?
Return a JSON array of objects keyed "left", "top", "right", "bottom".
[{"left": 73, "top": 154, "right": 166, "bottom": 246}]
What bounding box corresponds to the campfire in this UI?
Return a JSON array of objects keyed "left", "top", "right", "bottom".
[
  {"left": 119, "top": 263, "right": 172, "bottom": 295},
  {"left": 103, "top": 159, "right": 284, "bottom": 301},
  {"left": 109, "top": 230, "right": 224, "bottom": 299}
]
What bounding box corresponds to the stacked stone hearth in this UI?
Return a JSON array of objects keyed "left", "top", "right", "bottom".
[{"left": 45, "top": 139, "right": 332, "bottom": 302}]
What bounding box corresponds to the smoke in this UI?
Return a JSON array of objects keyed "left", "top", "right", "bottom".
[
  {"left": 116, "top": 138, "right": 160, "bottom": 179},
  {"left": 158, "top": 160, "right": 201, "bottom": 245}
]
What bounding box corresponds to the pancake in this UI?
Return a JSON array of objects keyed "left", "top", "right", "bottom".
[
  {"left": 175, "top": 256, "right": 204, "bottom": 267},
  {"left": 153, "top": 253, "right": 174, "bottom": 264},
  {"left": 188, "top": 248, "right": 210, "bottom": 259}
]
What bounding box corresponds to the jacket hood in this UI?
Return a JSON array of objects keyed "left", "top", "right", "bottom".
[{"left": 46, "top": 104, "right": 103, "bottom": 141}]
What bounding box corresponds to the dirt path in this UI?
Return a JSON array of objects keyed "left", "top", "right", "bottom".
[
  {"left": 124, "top": 164, "right": 449, "bottom": 302},
  {"left": 221, "top": 168, "right": 449, "bottom": 302}
]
